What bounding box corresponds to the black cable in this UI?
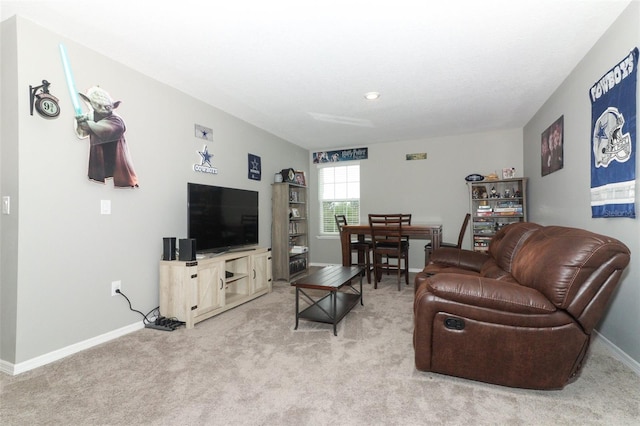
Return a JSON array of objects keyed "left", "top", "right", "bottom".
[
  {"left": 146, "top": 306, "right": 160, "bottom": 321},
  {"left": 115, "top": 289, "right": 158, "bottom": 325}
]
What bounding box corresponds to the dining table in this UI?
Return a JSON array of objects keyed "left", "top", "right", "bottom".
[{"left": 340, "top": 223, "right": 443, "bottom": 267}]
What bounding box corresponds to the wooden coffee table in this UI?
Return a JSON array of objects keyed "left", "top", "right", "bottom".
[{"left": 291, "top": 265, "right": 364, "bottom": 336}]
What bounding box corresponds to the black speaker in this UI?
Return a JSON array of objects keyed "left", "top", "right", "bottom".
[
  {"left": 179, "top": 238, "right": 196, "bottom": 261},
  {"left": 162, "top": 237, "right": 176, "bottom": 261}
]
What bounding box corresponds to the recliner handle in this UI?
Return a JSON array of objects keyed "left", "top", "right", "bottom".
[{"left": 444, "top": 317, "right": 465, "bottom": 330}]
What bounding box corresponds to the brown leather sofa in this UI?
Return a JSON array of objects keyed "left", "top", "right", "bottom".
[{"left": 414, "top": 223, "right": 631, "bottom": 389}]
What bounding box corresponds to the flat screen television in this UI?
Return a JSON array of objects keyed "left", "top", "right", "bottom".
[{"left": 187, "top": 183, "right": 259, "bottom": 254}]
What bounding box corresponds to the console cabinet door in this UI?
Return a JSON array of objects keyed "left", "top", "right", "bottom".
[
  {"left": 159, "top": 261, "right": 198, "bottom": 328},
  {"left": 251, "top": 250, "right": 272, "bottom": 294},
  {"left": 195, "top": 260, "right": 224, "bottom": 317}
]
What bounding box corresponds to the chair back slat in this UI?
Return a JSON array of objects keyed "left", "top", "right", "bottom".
[
  {"left": 456, "top": 213, "right": 471, "bottom": 248},
  {"left": 368, "top": 213, "right": 411, "bottom": 289},
  {"left": 335, "top": 214, "right": 348, "bottom": 233}
]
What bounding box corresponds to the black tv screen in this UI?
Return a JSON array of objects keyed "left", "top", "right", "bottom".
[{"left": 188, "top": 183, "right": 259, "bottom": 253}]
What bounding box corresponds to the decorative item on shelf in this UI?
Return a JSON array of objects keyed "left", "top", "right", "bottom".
[
  {"left": 502, "top": 167, "right": 516, "bottom": 179},
  {"left": 477, "top": 185, "right": 488, "bottom": 199},
  {"left": 274, "top": 173, "right": 283, "bottom": 183},
  {"left": 294, "top": 171, "right": 306, "bottom": 186},
  {"left": 29, "top": 80, "right": 60, "bottom": 118},
  {"left": 489, "top": 186, "right": 500, "bottom": 198},
  {"left": 484, "top": 172, "right": 499, "bottom": 181},
  {"left": 290, "top": 207, "right": 301, "bottom": 218},
  {"left": 465, "top": 173, "right": 484, "bottom": 182},
  {"left": 281, "top": 168, "right": 296, "bottom": 183}
]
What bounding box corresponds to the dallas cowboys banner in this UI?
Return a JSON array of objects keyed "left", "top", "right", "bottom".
[
  {"left": 590, "top": 47, "right": 638, "bottom": 218},
  {"left": 248, "top": 154, "right": 261, "bottom": 181}
]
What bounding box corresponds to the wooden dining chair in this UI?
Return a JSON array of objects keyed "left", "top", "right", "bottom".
[
  {"left": 335, "top": 215, "right": 373, "bottom": 283},
  {"left": 368, "top": 214, "right": 410, "bottom": 290},
  {"left": 424, "top": 213, "right": 471, "bottom": 264}
]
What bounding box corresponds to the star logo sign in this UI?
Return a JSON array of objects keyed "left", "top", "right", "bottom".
[
  {"left": 199, "top": 145, "right": 213, "bottom": 167},
  {"left": 250, "top": 157, "right": 260, "bottom": 171}
]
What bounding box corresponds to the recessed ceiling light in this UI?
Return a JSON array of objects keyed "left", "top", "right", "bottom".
[{"left": 364, "top": 92, "right": 380, "bottom": 100}]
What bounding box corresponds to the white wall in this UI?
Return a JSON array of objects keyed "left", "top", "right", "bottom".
[
  {"left": 523, "top": 2, "right": 639, "bottom": 363},
  {"left": 308, "top": 128, "right": 524, "bottom": 269},
  {"left": 0, "top": 16, "right": 308, "bottom": 366}
]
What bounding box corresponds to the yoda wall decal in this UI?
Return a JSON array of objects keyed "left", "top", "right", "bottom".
[{"left": 75, "top": 86, "right": 139, "bottom": 187}]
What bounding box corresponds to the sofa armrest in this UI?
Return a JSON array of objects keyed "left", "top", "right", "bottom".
[
  {"left": 427, "top": 274, "right": 556, "bottom": 314},
  {"left": 429, "top": 247, "right": 489, "bottom": 271}
]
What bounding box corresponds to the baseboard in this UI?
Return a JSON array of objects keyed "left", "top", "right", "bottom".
[
  {"left": 592, "top": 330, "right": 640, "bottom": 376},
  {"left": 0, "top": 321, "right": 144, "bottom": 376}
]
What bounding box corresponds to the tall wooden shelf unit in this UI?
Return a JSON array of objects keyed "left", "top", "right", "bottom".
[
  {"left": 272, "top": 182, "right": 309, "bottom": 281},
  {"left": 468, "top": 177, "right": 528, "bottom": 253}
]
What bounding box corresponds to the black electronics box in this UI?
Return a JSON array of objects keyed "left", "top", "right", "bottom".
[{"left": 179, "top": 238, "right": 196, "bottom": 261}]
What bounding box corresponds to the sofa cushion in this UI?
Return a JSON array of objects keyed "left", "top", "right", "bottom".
[
  {"left": 510, "top": 226, "right": 631, "bottom": 309},
  {"left": 478, "top": 259, "right": 517, "bottom": 281},
  {"left": 427, "top": 274, "right": 557, "bottom": 314},
  {"left": 488, "top": 222, "right": 543, "bottom": 273},
  {"left": 422, "top": 246, "right": 490, "bottom": 275}
]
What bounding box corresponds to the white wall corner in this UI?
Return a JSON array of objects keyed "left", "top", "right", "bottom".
[{"left": 593, "top": 330, "right": 640, "bottom": 377}]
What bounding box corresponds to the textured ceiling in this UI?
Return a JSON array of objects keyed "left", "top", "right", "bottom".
[{"left": 1, "top": 0, "right": 632, "bottom": 150}]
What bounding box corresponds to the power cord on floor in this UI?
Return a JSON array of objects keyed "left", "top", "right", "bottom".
[
  {"left": 115, "top": 289, "right": 158, "bottom": 325},
  {"left": 115, "top": 289, "right": 185, "bottom": 331}
]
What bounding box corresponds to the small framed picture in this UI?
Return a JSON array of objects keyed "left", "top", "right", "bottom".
[
  {"left": 290, "top": 207, "right": 301, "bottom": 218},
  {"left": 294, "top": 171, "right": 306, "bottom": 186},
  {"left": 541, "top": 115, "right": 564, "bottom": 176},
  {"left": 502, "top": 167, "right": 516, "bottom": 179}
]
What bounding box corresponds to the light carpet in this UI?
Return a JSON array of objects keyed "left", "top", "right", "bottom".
[{"left": 1, "top": 271, "right": 639, "bottom": 425}]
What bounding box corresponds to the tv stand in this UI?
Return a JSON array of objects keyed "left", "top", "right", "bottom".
[
  {"left": 227, "top": 246, "right": 257, "bottom": 253},
  {"left": 159, "top": 247, "right": 272, "bottom": 329}
]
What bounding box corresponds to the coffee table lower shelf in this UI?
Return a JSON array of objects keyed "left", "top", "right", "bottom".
[{"left": 298, "top": 292, "right": 360, "bottom": 325}]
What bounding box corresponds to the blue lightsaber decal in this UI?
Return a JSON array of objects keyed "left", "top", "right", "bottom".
[{"left": 58, "top": 43, "right": 83, "bottom": 115}]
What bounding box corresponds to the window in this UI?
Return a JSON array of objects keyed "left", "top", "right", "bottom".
[{"left": 318, "top": 163, "right": 360, "bottom": 234}]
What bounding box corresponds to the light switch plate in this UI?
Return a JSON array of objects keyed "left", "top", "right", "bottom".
[
  {"left": 2, "top": 196, "right": 10, "bottom": 215},
  {"left": 100, "top": 199, "right": 111, "bottom": 215}
]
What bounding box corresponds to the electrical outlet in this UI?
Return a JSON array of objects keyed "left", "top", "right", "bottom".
[{"left": 111, "top": 280, "right": 121, "bottom": 296}]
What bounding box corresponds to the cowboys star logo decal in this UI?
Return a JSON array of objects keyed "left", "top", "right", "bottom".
[
  {"left": 199, "top": 145, "right": 213, "bottom": 167},
  {"left": 193, "top": 145, "right": 218, "bottom": 175}
]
